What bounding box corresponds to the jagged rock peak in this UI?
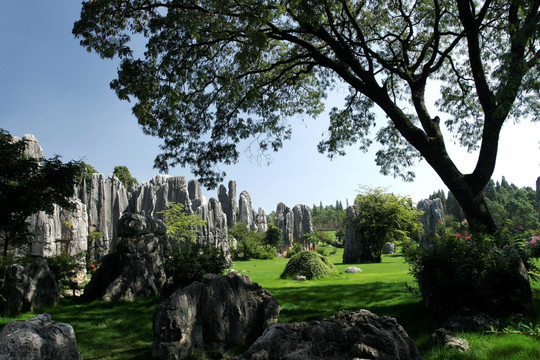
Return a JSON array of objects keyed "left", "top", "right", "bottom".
[
  {"left": 239, "top": 190, "right": 257, "bottom": 231},
  {"left": 274, "top": 202, "right": 314, "bottom": 253},
  {"left": 218, "top": 180, "right": 238, "bottom": 228},
  {"left": 19, "top": 134, "right": 44, "bottom": 159},
  {"left": 417, "top": 198, "right": 445, "bottom": 236}
]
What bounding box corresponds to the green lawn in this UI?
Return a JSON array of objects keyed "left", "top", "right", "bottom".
[{"left": 1, "top": 249, "right": 539, "bottom": 359}]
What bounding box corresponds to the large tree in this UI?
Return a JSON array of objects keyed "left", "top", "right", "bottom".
[
  {"left": 74, "top": 0, "right": 540, "bottom": 232},
  {"left": 0, "top": 129, "right": 83, "bottom": 257}
]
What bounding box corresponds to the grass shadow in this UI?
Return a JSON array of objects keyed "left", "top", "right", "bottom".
[{"left": 39, "top": 296, "right": 163, "bottom": 360}]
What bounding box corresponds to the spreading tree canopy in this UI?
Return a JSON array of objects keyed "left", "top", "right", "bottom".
[
  {"left": 74, "top": 0, "right": 540, "bottom": 232},
  {"left": 0, "top": 129, "right": 83, "bottom": 256}
]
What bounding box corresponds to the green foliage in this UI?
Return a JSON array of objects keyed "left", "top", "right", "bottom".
[
  {"left": 162, "top": 242, "right": 227, "bottom": 297},
  {"left": 488, "top": 322, "right": 540, "bottom": 338},
  {"left": 76, "top": 162, "right": 98, "bottom": 187},
  {"left": 158, "top": 202, "right": 206, "bottom": 244},
  {"left": 264, "top": 224, "right": 282, "bottom": 249},
  {"left": 46, "top": 254, "right": 84, "bottom": 292},
  {"left": 230, "top": 223, "right": 276, "bottom": 260},
  {"left": 316, "top": 245, "right": 335, "bottom": 257},
  {"left": 351, "top": 186, "right": 423, "bottom": 263},
  {"left": 112, "top": 165, "right": 138, "bottom": 188},
  {"left": 86, "top": 231, "right": 103, "bottom": 267},
  {"left": 0, "top": 129, "right": 83, "bottom": 257},
  {"left": 406, "top": 231, "right": 536, "bottom": 317},
  {"left": 280, "top": 251, "right": 338, "bottom": 280},
  {"left": 286, "top": 243, "right": 303, "bottom": 258},
  {"left": 311, "top": 202, "right": 346, "bottom": 231}
]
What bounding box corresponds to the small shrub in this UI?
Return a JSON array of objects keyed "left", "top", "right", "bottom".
[
  {"left": 231, "top": 223, "right": 275, "bottom": 260},
  {"left": 316, "top": 245, "right": 334, "bottom": 256},
  {"left": 162, "top": 243, "right": 227, "bottom": 297},
  {"left": 280, "top": 251, "right": 338, "bottom": 280},
  {"left": 406, "top": 230, "right": 536, "bottom": 317},
  {"left": 286, "top": 243, "right": 303, "bottom": 258},
  {"left": 46, "top": 253, "right": 84, "bottom": 292}
]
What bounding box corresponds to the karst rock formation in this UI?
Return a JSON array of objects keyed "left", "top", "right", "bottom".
[{"left": 19, "top": 135, "right": 314, "bottom": 271}]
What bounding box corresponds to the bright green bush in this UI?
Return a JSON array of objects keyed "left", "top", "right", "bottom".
[
  {"left": 406, "top": 231, "right": 536, "bottom": 317},
  {"left": 162, "top": 243, "right": 227, "bottom": 297},
  {"left": 230, "top": 223, "right": 276, "bottom": 260},
  {"left": 280, "top": 251, "right": 338, "bottom": 280}
]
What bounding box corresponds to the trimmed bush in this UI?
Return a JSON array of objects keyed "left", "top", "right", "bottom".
[{"left": 280, "top": 251, "right": 338, "bottom": 280}]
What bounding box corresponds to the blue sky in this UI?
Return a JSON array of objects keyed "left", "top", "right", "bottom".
[{"left": 2, "top": 1, "right": 540, "bottom": 213}]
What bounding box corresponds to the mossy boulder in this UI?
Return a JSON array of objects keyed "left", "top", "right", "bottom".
[{"left": 280, "top": 251, "right": 338, "bottom": 280}]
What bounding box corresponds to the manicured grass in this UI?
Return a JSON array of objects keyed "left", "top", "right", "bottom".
[{"left": 1, "top": 249, "right": 539, "bottom": 359}]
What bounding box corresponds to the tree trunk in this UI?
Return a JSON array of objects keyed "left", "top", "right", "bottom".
[{"left": 448, "top": 181, "right": 497, "bottom": 234}]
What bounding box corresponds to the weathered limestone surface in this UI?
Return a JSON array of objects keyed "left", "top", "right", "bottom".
[
  {"left": 197, "top": 198, "right": 231, "bottom": 264},
  {"left": 343, "top": 206, "right": 362, "bottom": 264},
  {"left": 239, "top": 191, "right": 256, "bottom": 231},
  {"left": 23, "top": 135, "right": 269, "bottom": 273},
  {"left": 153, "top": 273, "right": 279, "bottom": 359},
  {"left": 218, "top": 181, "right": 238, "bottom": 227},
  {"left": 232, "top": 309, "right": 422, "bottom": 360},
  {"left": 28, "top": 199, "right": 88, "bottom": 260},
  {"left": 1, "top": 259, "right": 59, "bottom": 316},
  {"left": 83, "top": 213, "right": 170, "bottom": 302},
  {"left": 255, "top": 207, "right": 268, "bottom": 233},
  {"left": 274, "top": 203, "right": 314, "bottom": 253},
  {"left": 0, "top": 314, "right": 83, "bottom": 360},
  {"left": 86, "top": 173, "right": 130, "bottom": 256},
  {"left": 417, "top": 198, "right": 445, "bottom": 237},
  {"left": 275, "top": 203, "right": 294, "bottom": 250}
]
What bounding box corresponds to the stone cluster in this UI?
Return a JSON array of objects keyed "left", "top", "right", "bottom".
[
  {"left": 274, "top": 203, "right": 313, "bottom": 252},
  {"left": 19, "top": 134, "right": 314, "bottom": 273}
]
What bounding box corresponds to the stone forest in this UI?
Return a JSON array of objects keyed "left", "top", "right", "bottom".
[{"left": 1, "top": 134, "right": 540, "bottom": 360}]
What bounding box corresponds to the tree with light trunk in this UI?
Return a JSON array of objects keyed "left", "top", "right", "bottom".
[{"left": 73, "top": 0, "right": 540, "bottom": 233}]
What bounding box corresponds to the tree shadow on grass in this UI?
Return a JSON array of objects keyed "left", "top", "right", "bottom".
[
  {"left": 267, "top": 281, "right": 439, "bottom": 339},
  {"left": 39, "top": 296, "right": 163, "bottom": 360}
]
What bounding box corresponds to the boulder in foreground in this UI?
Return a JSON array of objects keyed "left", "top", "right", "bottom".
[{"left": 232, "top": 309, "right": 422, "bottom": 360}]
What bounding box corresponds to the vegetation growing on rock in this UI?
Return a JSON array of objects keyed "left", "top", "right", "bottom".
[{"left": 280, "top": 251, "right": 338, "bottom": 280}]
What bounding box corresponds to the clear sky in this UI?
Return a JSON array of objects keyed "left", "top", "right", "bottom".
[{"left": 2, "top": 1, "right": 539, "bottom": 213}]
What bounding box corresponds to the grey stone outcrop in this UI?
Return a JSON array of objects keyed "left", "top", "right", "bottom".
[
  {"left": 197, "top": 198, "right": 231, "bottom": 264},
  {"left": 86, "top": 173, "right": 130, "bottom": 255},
  {"left": 417, "top": 198, "right": 444, "bottom": 237},
  {"left": 22, "top": 135, "right": 272, "bottom": 275},
  {"left": 0, "top": 313, "right": 82, "bottom": 360},
  {"left": 82, "top": 213, "right": 170, "bottom": 302},
  {"left": 0, "top": 259, "right": 59, "bottom": 316},
  {"left": 218, "top": 180, "right": 238, "bottom": 227},
  {"left": 274, "top": 203, "right": 314, "bottom": 253},
  {"left": 255, "top": 207, "right": 268, "bottom": 233},
  {"left": 239, "top": 191, "right": 256, "bottom": 231},
  {"left": 28, "top": 200, "right": 88, "bottom": 263},
  {"left": 343, "top": 206, "right": 362, "bottom": 264},
  {"left": 153, "top": 272, "right": 279, "bottom": 359},
  {"left": 382, "top": 242, "right": 396, "bottom": 254},
  {"left": 231, "top": 309, "right": 422, "bottom": 360},
  {"left": 431, "top": 328, "right": 470, "bottom": 352}
]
